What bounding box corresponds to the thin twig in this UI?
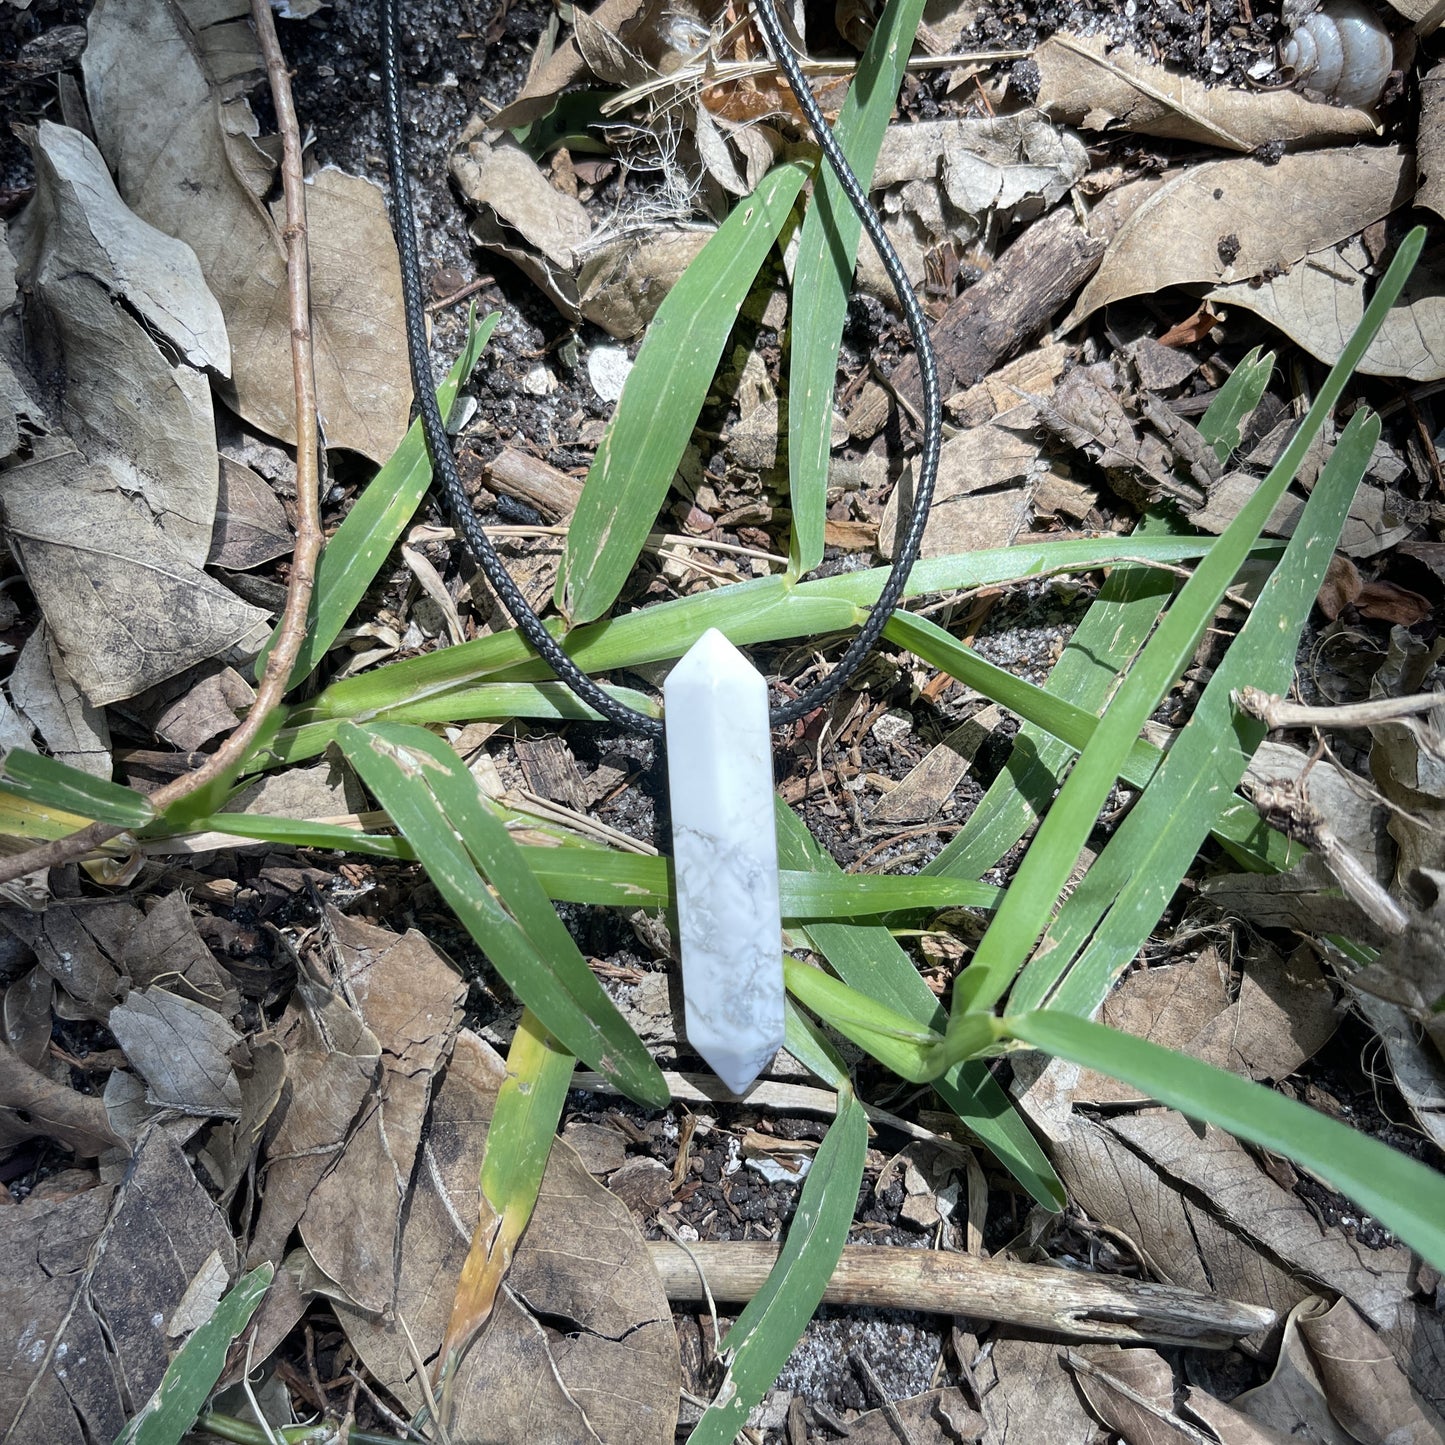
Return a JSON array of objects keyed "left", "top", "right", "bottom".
[
  {"left": 1234, "top": 685, "right": 1445, "bottom": 731},
  {"left": 852, "top": 1349, "right": 920, "bottom": 1445},
  {"left": 0, "top": 5, "right": 324, "bottom": 888}
]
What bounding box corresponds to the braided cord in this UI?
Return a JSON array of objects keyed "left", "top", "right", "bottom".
[
  {"left": 380, "top": 0, "right": 939, "bottom": 735},
  {"left": 748, "top": 0, "right": 941, "bottom": 727},
  {"left": 381, "top": 0, "right": 663, "bottom": 736}
]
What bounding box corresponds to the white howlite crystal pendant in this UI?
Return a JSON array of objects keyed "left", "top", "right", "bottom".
[{"left": 664, "top": 628, "right": 784, "bottom": 1095}]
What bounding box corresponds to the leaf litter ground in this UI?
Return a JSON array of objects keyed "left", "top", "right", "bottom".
[{"left": 1, "top": 0, "right": 1444, "bottom": 1442}]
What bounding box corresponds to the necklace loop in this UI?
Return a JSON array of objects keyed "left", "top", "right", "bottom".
[{"left": 380, "top": 0, "right": 941, "bottom": 735}]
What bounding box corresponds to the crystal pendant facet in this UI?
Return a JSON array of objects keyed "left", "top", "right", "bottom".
[{"left": 664, "top": 628, "right": 784, "bottom": 1095}]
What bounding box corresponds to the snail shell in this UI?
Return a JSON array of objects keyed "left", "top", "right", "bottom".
[{"left": 1279, "top": 0, "right": 1392, "bottom": 108}]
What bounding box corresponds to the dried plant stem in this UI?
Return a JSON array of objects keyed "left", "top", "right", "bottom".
[
  {"left": 0, "top": 3, "right": 323, "bottom": 888},
  {"left": 649, "top": 1241, "right": 1275, "bottom": 1348},
  {"left": 1235, "top": 685, "right": 1445, "bottom": 730}
]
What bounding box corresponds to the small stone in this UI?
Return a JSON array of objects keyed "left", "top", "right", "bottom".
[{"left": 587, "top": 344, "right": 633, "bottom": 402}]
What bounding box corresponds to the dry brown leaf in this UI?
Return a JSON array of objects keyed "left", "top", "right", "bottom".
[
  {"left": 195, "top": 1035, "right": 287, "bottom": 1202},
  {"left": 108, "top": 985, "right": 243, "bottom": 1118},
  {"left": 453, "top": 130, "right": 593, "bottom": 317},
  {"left": 1107, "top": 1111, "right": 1445, "bottom": 1411},
  {"left": 1213, "top": 235, "right": 1445, "bottom": 382},
  {"left": 222, "top": 757, "right": 367, "bottom": 830},
  {"left": 0, "top": 120, "right": 269, "bottom": 703},
  {"left": 1, "top": 1130, "right": 236, "bottom": 1442},
  {"left": 879, "top": 416, "right": 1043, "bottom": 558},
  {"left": 245, "top": 975, "right": 381, "bottom": 1267},
  {"left": 1226, "top": 943, "right": 1339, "bottom": 1083},
  {"left": 1231, "top": 1296, "right": 1423, "bottom": 1444},
  {"left": 1183, "top": 1389, "right": 1300, "bottom": 1445},
  {"left": 1191, "top": 468, "right": 1412, "bottom": 558},
  {"left": 843, "top": 1387, "right": 985, "bottom": 1444},
  {"left": 1013, "top": 1094, "right": 1310, "bottom": 1348},
  {"left": 1349, "top": 866, "right": 1445, "bottom": 1060},
  {"left": 491, "top": 0, "right": 649, "bottom": 129},
  {"left": 1370, "top": 688, "right": 1445, "bottom": 885},
  {"left": 83, "top": 0, "right": 410, "bottom": 464},
  {"left": 335, "top": 1029, "right": 680, "bottom": 1444},
  {"left": 8, "top": 624, "right": 110, "bottom": 778},
  {"left": 296, "top": 909, "right": 466, "bottom": 1313},
  {"left": 149, "top": 667, "right": 254, "bottom": 753},
  {"left": 2, "top": 436, "right": 271, "bottom": 707},
  {"left": 1069, "top": 950, "right": 1233, "bottom": 1106},
  {"left": 3, "top": 904, "right": 125, "bottom": 1018},
  {"left": 1298, "top": 1296, "right": 1445, "bottom": 1443},
  {"left": 208, "top": 455, "right": 293, "bottom": 571},
  {"left": 1380, "top": 0, "right": 1445, "bottom": 25},
  {"left": 1068, "top": 1345, "right": 1177, "bottom": 1445},
  {"left": 872, "top": 111, "right": 1088, "bottom": 251},
  {"left": 0, "top": 1038, "right": 122, "bottom": 1156},
  {"left": 9, "top": 121, "right": 224, "bottom": 566},
  {"left": 978, "top": 1335, "right": 1098, "bottom": 1443},
  {"left": 1421, "top": 56, "right": 1445, "bottom": 221},
  {"left": 1068, "top": 146, "right": 1414, "bottom": 326},
  {"left": 3, "top": 964, "right": 53, "bottom": 1068},
  {"left": 1349, "top": 986, "right": 1445, "bottom": 1151},
  {"left": 577, "top": 227, "right": 713, "bottom": 338},
  {"left": 870, "top": 709, "right": 1000, "bottom": 825},
  {"left": 1033, "top": 31, "right": 1380, "bottom": 152},
  {"left": 74, "top": 892, "right": 237, "bottom": 1013},
  {"left": 0, "top": 1175, "right": 121, "bottom": 1444}
]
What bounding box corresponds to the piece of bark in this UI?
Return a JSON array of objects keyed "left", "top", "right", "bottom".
[
  {"left": 648, "top": 1240, "right": 1274, "bottom": 1348},
  {"left": 847, "top": 207, "right": 1106, "bottom": 439},
  {"left": 486, "top": 447, "right": 584, "bottom": 520}
]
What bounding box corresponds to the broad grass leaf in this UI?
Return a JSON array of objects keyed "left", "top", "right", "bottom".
[
  {"left": 558, "top": 161, "right": 810, "bottom": 623},
  {"left": 686, "top": 1088, "right": 868, "bottom": 1445},
  {"left": 337, "top": 721, "right": 668, "bottom": 1107},
  {"left": 786, "top": 0, "right": 928, "bottom": 576},
  {"left": 1006, "top": 1010, "right": 1445, "bottom": 1272},
  {"left": 114, "top": 1265, "right": 273, "bottom": 1445}
]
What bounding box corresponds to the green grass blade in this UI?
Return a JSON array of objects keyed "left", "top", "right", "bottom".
[
  {"left": 784, "top": 956, "right": 944, "bottom": 1081},
  {"left": 1, "top": 751, "right": 154, "bottom": 828},
  {"left": 687, "top": 1087, "right": 868, "bottom": 1445},
  {"left": 439, "top": 1010, "right": 575, "bottom": 1375},
  {"left": 890, "top": 588, "right": 1295, "bottom": 872},
  {"left": 786, "top": 0, "right": 926, "bottom": 576},
  {"left": 263, "top": 309, "right": 497, "bottom": 690},
  {"left": 264, "top": 681, "right": 658, "bottom": 770},
  {"left": 292, "top": 535, "right": 1236, "bottom": 730},
  {"left": 186, "top": 813, "right": 417, "bottom": 859},
  {"left": 179, "top": 810, "right": 998, "bottom": 915},
  {"left": 1195, "top": 345, "right": 1274, "bottom": 462},
  {"left": 336, "top": 721, "right": 668, "bottom": 1108},
  {"left": 113, "top": 1263, "right": 273, "bottom": 1445},
  {"left": 776, "top": 803, "right": 1063, "bottom": 1208},
  {"left": 886, "top": 610, "right": 1168, "bottom": 786},
  {"left": 478, "top": 1011, "right": 573, "bottom": 1248},
  {"left": 923, "top": 512, "right": 1181, "bottom": 881},
  {"left": 1014, "top": 407, "right": 1381, "bottom": 1018},
  {"left": 783, "top": 997, "right": 853, "bottom": 1090},
  {"left": 1006, "top": 1010, "right": 1445, "bottom": 1271},
  {"left": 558, "top": 161, "right": 810, "bottom": 623},
  {"left": 948, "top": 227, "right": 1425, "bottom": 1027}
]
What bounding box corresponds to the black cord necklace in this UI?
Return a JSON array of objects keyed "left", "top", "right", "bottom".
[{"left": 380, "top": 0, "right": 941, "bottom": 740}]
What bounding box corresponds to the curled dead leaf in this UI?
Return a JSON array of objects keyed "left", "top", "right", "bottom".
[
  {"left": 1212, "top": 235, "right": 1445, "bottom": 382},
  {"left": 1068, "top": 145, "right": 1415, "bottom": 326},
  {"left": 1033, "top": 30, "right": 1381, "bottom": 151}
]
